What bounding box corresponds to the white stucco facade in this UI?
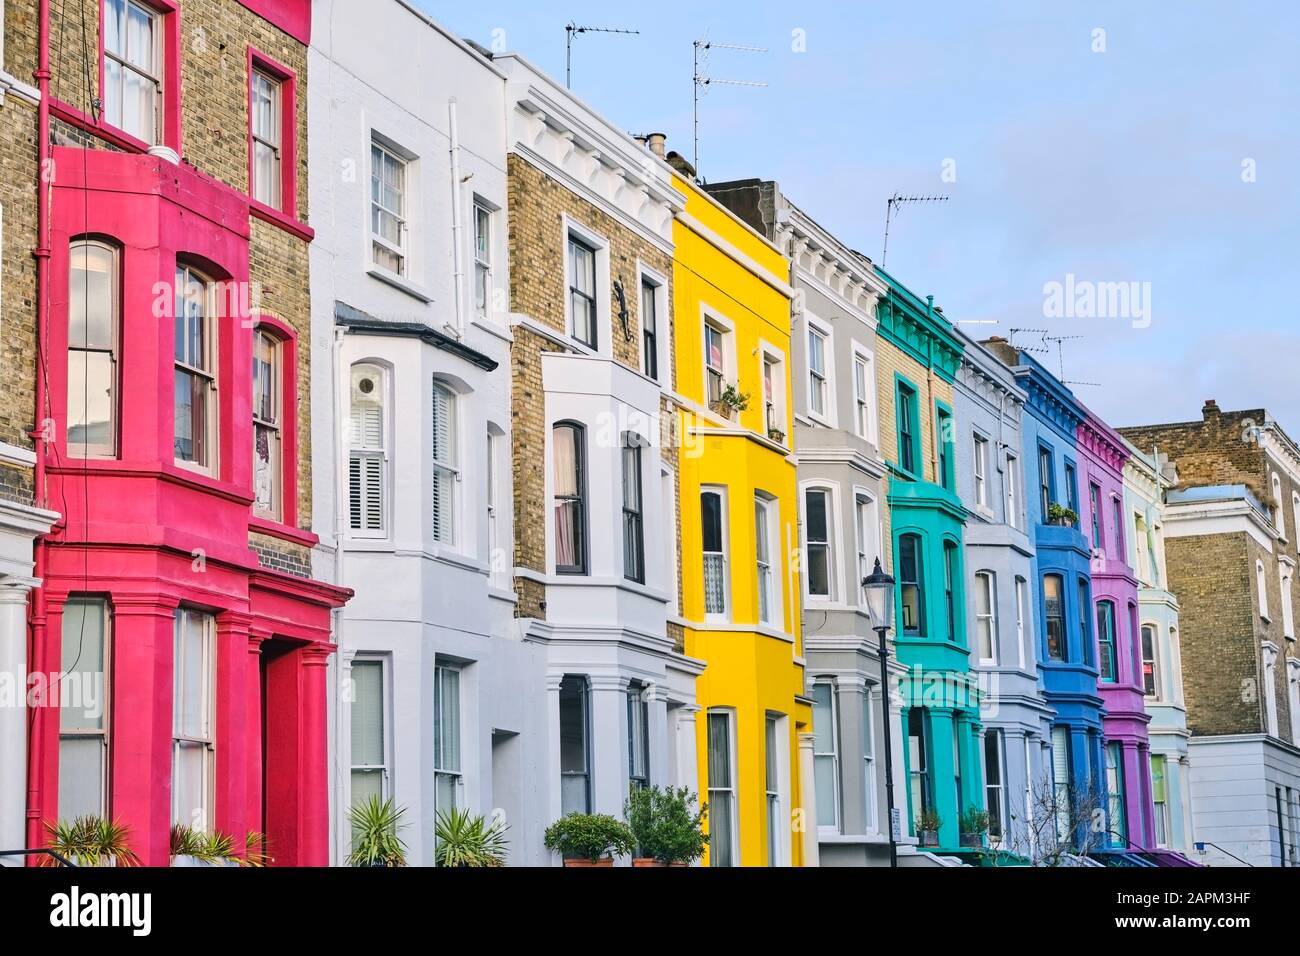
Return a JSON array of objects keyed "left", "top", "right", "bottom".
[{"left": 309, "top": 0, "right": 548, "bottom": 865}]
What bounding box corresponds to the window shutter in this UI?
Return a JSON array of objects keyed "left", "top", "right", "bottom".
[
  {"left": 363, "top": 457, "right": 384, "bottom": 531},
  {"left": 431, "top": 384, "right": 454, "bottom": 543},
  {"left": 1052, "top": 727, "right": 1070, "bottom": 787}
]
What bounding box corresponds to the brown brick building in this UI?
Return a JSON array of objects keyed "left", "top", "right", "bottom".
[{"left": 1121, "top": 401, "right": 1300, "bottom": 866}]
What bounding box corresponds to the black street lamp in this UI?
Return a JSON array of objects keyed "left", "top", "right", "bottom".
[{"left": 862, "top": 557, "right": 898, "bottom": 868}]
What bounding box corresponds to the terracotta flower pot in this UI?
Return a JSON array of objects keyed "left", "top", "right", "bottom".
[
  {"left": 563, "top": 857, "right": 614, "bottom": 867},
  {"left": 632, "top": 858, "right": 667, "bottom": 868}
]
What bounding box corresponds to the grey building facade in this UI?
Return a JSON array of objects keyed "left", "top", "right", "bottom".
[
  {"left": 952, "top": 330, "right": 1052, "bottom": 856},
  {"left": 708, "top": 180, "right": 907, "bottom": 866}
]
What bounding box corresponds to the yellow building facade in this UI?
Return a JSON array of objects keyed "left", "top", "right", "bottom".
[{"left": 671, "top": 174, "right": 814, "bottom": 866}]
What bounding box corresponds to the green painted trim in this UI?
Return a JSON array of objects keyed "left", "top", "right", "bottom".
[{"left": 873, "top": 268, "right": 965, "bottom": 382}]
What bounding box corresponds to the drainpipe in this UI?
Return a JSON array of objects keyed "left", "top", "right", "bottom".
[
  {"left": 925, "top": 296, "right": 938, "bottom": 479},
  {"left": 26, "top": 0, "right": 53, "bottom": 858},
  {"left": 447, "top": 98, "right": 466, "bottom": 339},
  {"left": 331, "top": 325, "right": 347, "bottom": 865}
]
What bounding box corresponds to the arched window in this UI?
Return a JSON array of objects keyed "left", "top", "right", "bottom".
[
  {"left": 898, "top": 534, "right": 925, "bottom": 637},
  {"left": 431, "top": 380, "right": 458, "bottom": 545},
  {"left": 553, "top": 423, "right": 587, "bottom": 574},
  {"left": 804, "top": 487, "right": 834, "bottom": 600},
  {"left": 174, "top": 263, "right": 218, "bottom": 472},
  {"left": 1097, "top": 600, "right": 1118, "bottom": 682},
  {"left": 974, "top": 571, "right": 998, "bottom": 664},
  {"left": 68, "top": 239, "right": 120, "bottom": 458},
  {"left": 349, "top": 364, "right": 387, "bottom": 536}
]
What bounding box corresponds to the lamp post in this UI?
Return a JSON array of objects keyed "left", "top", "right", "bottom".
[{"left": 862, "top": 557, "right": 898, "bottom": 868}]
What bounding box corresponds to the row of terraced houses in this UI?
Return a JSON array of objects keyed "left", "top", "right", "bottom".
[{"left": 0, "top": 0, "right": 1297, "bottom": 867}]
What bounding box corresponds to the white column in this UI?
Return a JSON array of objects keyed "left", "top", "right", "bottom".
[
  {"left": 797, "top": 731, "right": 820, "bottom": 867},
  {"left": 648, "top": 684, "right": 670, "bottom": 789},
  {"left": 589, "top": 675, "right": 629, "bottom": 817},
  {"left": 0, "top": 581, "right": 34, "bottom": 864},
  {"left": 675, "top": 705, "right": 700, "bottom": 795}
]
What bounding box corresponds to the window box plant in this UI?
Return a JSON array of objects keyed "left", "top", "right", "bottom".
[
  {"left": 767, "top": 427, "right": 786, "bottom": 444},
  {"left": 434, "top": 808, "right": 509, "bottom": 868},
  {"left": 169, "top": 824, "right": 244, "bottom": 867},
  {"left": 1047, "top": 502, "right": 1078, "bottom": 527},
  {"left": 544, "top": 813, "right": 635, "bottom": 867},
  {"left": 624, "top": 785, "right": 709, "bottom": 867},
  {"left": 346, "top": 795, "right": 409, "bottom": 867},
  {"left": 42, "top": 816, "right": 140, "bottom": 867},
  {"left": 915, "top": 809, "right": 942, "bottom": 848},
  {"left": 710, "top": 383, "right": 750, "bottom": 421},
  {"left": 958, "top": 806, "right": 990, "bottom": 849}
]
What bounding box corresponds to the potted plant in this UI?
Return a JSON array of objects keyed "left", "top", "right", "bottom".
[
  {"left": 170, "top": 824, "right": 243, "bottom": 867},
  {"left": 434, "top": 808, "right": 509, "bottom": 868},
  {"left": 624, "top": 786, "right": 709, "bottom": 867},
  {"left": 1047, "top": 502, "right": 1078, "bottom": 527},
  {"left": 242, "top": 831, "right": 272, "bottom": 867},
  {"left": 42, "top": 816, "right": 140, "bottom": 867},
  {"left": 346, "top": 795, "right": 409, "bottom": 867},
  {"left": 958, "top": 806, "right": 990, "bottom": 849},
  {"left": 915, "top": 810, "right": 942, "bottom": 848},
  {"left": 544, "top": 813, "right": 635, "bottom": 867},
  {"left": 710, "top": 383, "right": 750, "bottom": 421},
  {"left": 767, "top": 427, "right": 786, "bottom": 444}
]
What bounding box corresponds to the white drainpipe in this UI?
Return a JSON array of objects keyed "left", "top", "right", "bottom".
[{"left": 448, "top": 98, "right": 466, "bottom": 339}]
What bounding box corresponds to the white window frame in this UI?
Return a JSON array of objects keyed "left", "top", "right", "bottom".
[
  {"left": 862, "top": 690, "right": 878, "bottom": 832},
  {"left": 486, "top": 425, "right": 507, "bottom": 589},
  {"left": 758, "top": 340, "right": 788, "bottom": 443},
  {"left": 252, "top": 328, "right": 282, "bottom": 520},
  {"left": 434, "top": 660, "right": 463, "bottom": 819},
  {"left": 58, "top": 598, "right": 111, "bottom": 821},
  {"left": 472, "top": 198, "right": 494, "bottom": 320},
  {"left": 1140, "top": 622, "right": 1161, "bottom": 699},
  {"left": 1015, "top": 575, "right": 1028, "bottom": 670},
  {"left": 662, "top": 464, "right": 679, "bottom": 616},
  {"left": 984, "top": 730, "right": 1005, "bottom": 843},
  {"left": 171, "top": 608, "right": 215, "bottom": 831},
  {"left": 559, "top": 675, "right": 592, "bottom": 815},
  {"left": 349, "top": 656, "right": 390, "bottom": 806},
  {"left": 348, "top": 363, "right": 390, "bottom": 539},
  {"left": 431, "top": 379, "right": 458, "bottom": 547},
  {"left": 975, "top": 570, "right": 998, "bottom": 665},
  {"left": 700, "top": 306, "right": 737, "bottom": 412},
  {"left": 805, "top": 316, "right": 833, "bottom": 425},
  {"left": 701, "top": 485, "right": 730, "bottom": 622},
  {"left": 811, "top": 681, "right": 841, "bottom": 832},
  {"left": 755, "top": 494, "right": 778, "bottom": 627},
  {"left": 370, "top": 136, "right": 411, "bottom": 278},
  {"left": 707, "top": 708, "right": 740, "bottom": 867},
  {"left": 973, "top": 432, "right": 990, "bottom": 509},
  {"left": 562, "top": 216, "right": 611, "bottom": 355},
  {"left": 854, "top": 491, "right": 882, "bottom": 608},
  {"left": 851, "top": 343, "right": 877, "bottom": 443},
  {"left": 103, "top": 0, "right": 162, "bottom": 145},
  {"left": 802, "top": 485, "right": 836, "bottom": 602},
  {"left": 1005, "top": 452, "right": 1021, "bottom": 530}
]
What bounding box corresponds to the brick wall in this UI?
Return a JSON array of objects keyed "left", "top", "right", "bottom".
[{"left": 506, "top": 152, "right": 676, "bottom": 618}]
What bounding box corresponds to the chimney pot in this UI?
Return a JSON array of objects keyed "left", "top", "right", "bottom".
[
  {"left": 1202, "top": 399, "right": 1221, "bottom": 419},
  {"left": 646, "top": 132, "right": 667, "bottom": 159}
]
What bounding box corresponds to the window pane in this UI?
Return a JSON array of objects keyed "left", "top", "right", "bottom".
[
  {"left": 1044, "top": 575, "right": 1065, "bottom": 660},
  {"left": 351, "top": 660, "right": 384, "bottom": 767},
  {"left": 125, "top": 2, "right": 155, "bottom": 72},
  {"left": 172, "top": 740, "right": 206, "bottom": 828},
  {"left": 60, "top": 601, "right": 105, "bottom": 731},
  {"left": 701, "top": 492, "right": 723, "bottom": 553},
  {"left": 559, "top": 677, "right": 587, "bottom": 774},
  {"left": 58, "top": 737, "right": 105, "bottom": 820},
  {"left": 67, "top": 351, "right": 115, "bottom": 452},
  {"left": 69, "top": 243, "right": 115, "bottom": 348},
  {"left": 435, "top": 666, "right": 460, "bottom": 773},
  {"left": 351, "top": 768, "right": 383, "bottom": 808},
  {"left": 707, "top": 713, "right": 732, "bottom": 787}
]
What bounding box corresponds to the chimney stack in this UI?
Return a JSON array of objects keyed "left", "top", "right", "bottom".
[
  {"left": 646, "top": 133, "right": 667, "bottom": 159},
  {"left": 1202, "top": 399, "right": 1221, "bottom": 420}
]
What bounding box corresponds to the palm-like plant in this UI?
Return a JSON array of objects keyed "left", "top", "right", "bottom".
[
  {"left": 242, "top": 831, "right": 272, "bottom": 867},
  {"left": 434, "top": 808, "right": 509, "bottom": 868},
  {"left": 43, "top": 816, "right": 141, "bottom": 867},
  {"left": 346, "top": 796, "right": 408, "bottom": 867}
]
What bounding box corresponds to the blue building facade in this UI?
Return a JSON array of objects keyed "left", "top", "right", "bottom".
[
  {"left": 986, "top": 340, "right": 1106, "bottom": 853},
  {"left": 952, "top": 332, "right": 1052, "bottom": 857}
]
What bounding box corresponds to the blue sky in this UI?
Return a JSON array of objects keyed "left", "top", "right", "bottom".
[{"left": 416, "top": 0, "right": 1300, "bottom": 429}]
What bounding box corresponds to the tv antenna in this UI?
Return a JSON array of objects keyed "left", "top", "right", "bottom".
[
  {"left": 1044, "top": 334, "right": 1100, "bottom": 387},
  {"left": 881, "top": 193, "right": 948, "bottom": 267},
  {"left": 1007, "top": 327, "right": 1050, "bottom": 354},
  {"left": 566, "top": 22, "right": 640, "bottom": 89},
  {"left": 694, "top": 37, "right": 768, "bottom": 175}
]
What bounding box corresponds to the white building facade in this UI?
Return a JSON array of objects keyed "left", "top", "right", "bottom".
[{"left": 310, "top": 0, "right": 548, "bottom": 866}]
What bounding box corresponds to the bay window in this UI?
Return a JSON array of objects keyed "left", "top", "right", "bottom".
[
  {"left": 1151, "top": 754, "right": 1168, "bottom": 846},
  {"left": 984, "top": 731, "right": 1005, "bottom": 841},
  {"left": 559, "top": 676, "right": 591, "bottom": 814},
  {"left": 907, "top": 709, "right": 930, "bottom": 825},
  {"left": 431, "top": 381, "right": 457, "bottom": 545},
  {"left": 1005, "top": 454, "right": 1020, "bottom": 528},
  {"left": 622, "top": 437, "right": 645, "bottom": 583},
  {"left": 811, "top": 683, "right": 840, "bottom": 829},
  {"left": 553, "top": 423, "right": 587, "bottom": 574},
  {"left": 67, "top": 240, "right": 119, "bottom": 458},
  {"left": 943, "top": 541, "right": 959, "bottom": 643},
  {"left": 765, "top": 715, "right": 782, "bottom": 865},
  {"left": 1141, "top": 624, "right": 1160, "bottom": 697},
  {"left": 350, "top": 658, "right": 388, "bottom": 807},
  {"left": 707, "top": 710, "right": 738, "bottom": 866},
  {"left": 1043, "top": 574, "right": 1065, "bottom": 661},
  {"left": 1105, "top": 742, "right": 1127, "bottom": 846},
  {"left": 172, "top": 608, "right": 214, "bottom": 830},
  {"left": 174, "top": 264, "right": 216, "bottom": 472},
  {"left": 755, "top": 496, "right": 775, "bottom": 625},
  {"left": 1097, "top": 600, "right": 1118, "bottom": 682},
  {"left": 975, "top": 570, "right": 997, "bottom": 663},
  {"left": 701, "top": 488, "right": 728, "bottom": 617},
  {"left": 804, "top": 488, "right": 832, "bottom": 600},
  {"left": 348, "top": 364, "right": 387, "bottom": 535},
  {"left": 434, "top": 661, "right": 461, "bottom": 818},
  {"left": 627, "top": 683, "right": 650, "bottom": 793},
  {"left": 1079, "top": 578, "right": 1094, "bottom": 666},
  {"left": 899, "top": 533, "right": 925, "bottom": 637}
]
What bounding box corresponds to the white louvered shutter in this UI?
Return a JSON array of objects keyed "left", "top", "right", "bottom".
[
  {"left": 349, "top": 397, "right": 386, "bottom": 534},
  {"left": 431, "top": 383, "right": 455, "bottom": 544}
]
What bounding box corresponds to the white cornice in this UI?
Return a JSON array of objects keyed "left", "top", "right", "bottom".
[
  {"left": 1163, "top": 496, "right": 1276, "bottom": 550},
  {"left": 795, "top": 444, "right": 888, "bottom": 480}
]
